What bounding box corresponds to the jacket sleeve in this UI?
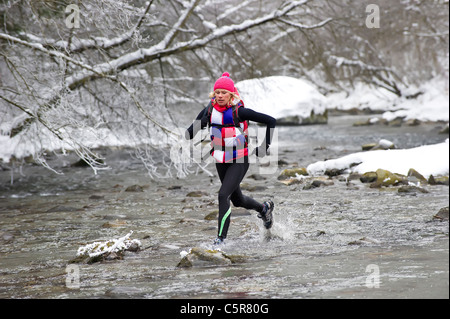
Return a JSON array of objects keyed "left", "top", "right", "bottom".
[
  {"left": 238, "top": 108, "right": 276, "bottom": 149},
  {"left": 185, "top": 105, "right": 209, "bottom": 140}
]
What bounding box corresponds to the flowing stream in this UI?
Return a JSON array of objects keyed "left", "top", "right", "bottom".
[{"left": 0, "top": 115, "right": 448, "bottom": 299}]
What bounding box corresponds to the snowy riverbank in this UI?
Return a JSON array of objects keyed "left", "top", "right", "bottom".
[{"left": 307, "top": 139, "right": 449, "bottom": 179}]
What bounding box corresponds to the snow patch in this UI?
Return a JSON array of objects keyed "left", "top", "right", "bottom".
[
  {"left": 307, "top": 139, "right": 449, "bottom": 178},
  {"left": 235, "top": 76, "right": 327, "bottom": 119}
]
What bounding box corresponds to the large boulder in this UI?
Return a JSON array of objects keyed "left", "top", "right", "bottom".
[
  {"left": 370, "top": 169, "right": 408, "bottom": 188},
  {"left": 236, "top": 76, "right": 328, "bottom": 125}
]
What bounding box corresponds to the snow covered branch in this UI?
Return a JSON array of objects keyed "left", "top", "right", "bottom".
[
  {"left": 58, "top": 0, "right": 311, "bottom": 90},
  {"left": 16, "top": 0, "right": 154, "bottom": 53},
  {"left": 278, "top": 17, "right": 333, "bottom": 30}
]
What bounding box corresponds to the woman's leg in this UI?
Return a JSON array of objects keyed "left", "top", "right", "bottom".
[
  {"left": 230, "top": 184, "right": 264, "bottom": 213},
  {"left": 215, "top": 163, "right": 264, "bottom": 240}
]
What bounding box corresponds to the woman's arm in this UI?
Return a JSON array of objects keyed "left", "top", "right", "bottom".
[{"left": 238, "top": 108, "right": 276, "bottom": 155}]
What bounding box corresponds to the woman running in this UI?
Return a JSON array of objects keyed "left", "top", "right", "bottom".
[{"left": 185, "top": 72, "right": 276, "bottom": 246}]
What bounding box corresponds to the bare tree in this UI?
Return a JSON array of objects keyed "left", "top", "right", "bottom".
[{"left": 0, "top": 0, "right": 323, "bottom": 177}]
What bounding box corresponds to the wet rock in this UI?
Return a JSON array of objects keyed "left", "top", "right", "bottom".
[
  {"left": 125, "top": 185, "right": 144, "bottom": 192},
  {"left": 348, "top": 173, "right": 362, "bottom": 181},
  {"left": 277, "top": 159, "right": 290, "bottom": 166},
  {"left": 362, "top": 143, "right": 377, "bottom": 151},
  {"left": 247, "top": 174, "right": 266, "bottom": 181},
  {"left": 362, "top": 139, "right": 395, "bottom": 151},
  {"left": 353, "top": 119, "right": 373, "bottom": 127},
  {"left": 277, "top": 115, "right": 302, "bottom": 125},
  {"left": 303, "top": 179, "right": 334, "bottom": 190},
  {"left": 177, "top": 247, "right": 248, "bottom": 268},
  {"left": 89, "top": 194, "right": 105, "bottom": 200},
  {"left": 277, "top": 110, "right": 328, "bottom": 126},
  {"left": 370, "top": 169, "right": 408, "bottom": 188},
  {"left": 428, "top": 175, "right": 449, "bottom": 186},
  {"left": 398, "top": 185, "right": 429, "bottom": 194},
  {"left": 407, "top": 168, "right": 428, "bottom": 185},
  {"left": 278, "top": 168, "right": 308, "bottom": 180},
  {"left": 204, "top": 211, "right": 218, "bottom": 220},
  {"left": 433, "top": 207, "right": 449, "bottom": 221},
  {"left": 186, "top": 191, "right": 209, "bottom": 197},
  {"left": 360, "top": 172, "right": 377, "bottom": 183},
  {"left": 179, "top": 218, "right": 198, "bottom": 224},
  {"left": 388, "top": 117, "right": 404, "bottom": 127},
  {"left": 240, "top": 183, "right": 268, "bottom": 192},
  {"left": 405, "top": 119, "right": 421, "bottom": 126},
  {"left": 324, "top": 168, "right": 347, "bottom": 177}
]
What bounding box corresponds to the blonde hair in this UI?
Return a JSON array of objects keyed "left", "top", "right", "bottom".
[{"left": 209, "top": 89, "right": 242, "bottom": 106}]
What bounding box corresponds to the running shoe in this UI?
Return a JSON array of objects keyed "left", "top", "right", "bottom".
[
  {"left": 213, "top": 237, "right": 225, "bottom": 247},
  {"left": 258, "top": 200, "right": 274, "bottom": 229}
]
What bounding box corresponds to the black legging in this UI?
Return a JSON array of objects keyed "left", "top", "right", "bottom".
[{"left": 216, "top": 162, "right": 264, "bottom": 239}]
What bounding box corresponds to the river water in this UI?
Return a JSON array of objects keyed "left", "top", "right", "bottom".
[{"left": 0, "top": 115, "right": 448, "bottom": 299}]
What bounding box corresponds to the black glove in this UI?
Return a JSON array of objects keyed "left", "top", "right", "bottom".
[{"left": 255, "top": 145, "right": 270, "bottom": 158}]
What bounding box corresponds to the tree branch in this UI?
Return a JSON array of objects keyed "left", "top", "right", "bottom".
[
  {"left": 277, "top": 17, "right": 333, "bottom": 30},
  {"left": 16, "top": 0, "right": 155, "bottom": 53}
]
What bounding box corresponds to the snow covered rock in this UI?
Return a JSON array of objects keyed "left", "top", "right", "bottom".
[
  {"left": 70, "top": 231, "right": 141, "bottom": 264},
  {"left": 235, "top": 76, "right": 328, "bottom": 125}
]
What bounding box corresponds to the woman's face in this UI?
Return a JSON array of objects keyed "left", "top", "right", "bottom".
[{"left": 215, "top": 90, "right": 231, "bottom": 106}]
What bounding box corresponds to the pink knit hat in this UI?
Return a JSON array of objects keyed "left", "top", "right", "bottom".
[{"left": 213, "top": 72, "right": 235, "bottom": 92}]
